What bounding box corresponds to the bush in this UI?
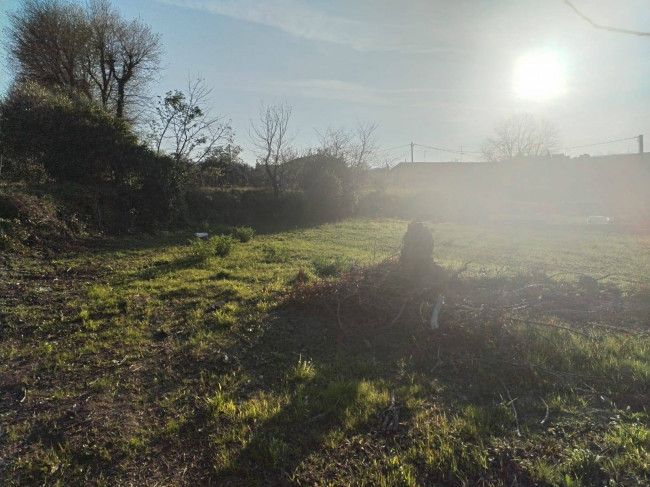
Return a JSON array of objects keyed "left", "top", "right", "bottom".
[
  {"left": 232, "top": 226, "right": 254, "bottom": 242},
  {"left": 212, "top": 235, "right": 233, "bottom": 257},
  {"left": 261, "top": 243, "right": 290, "bottom": 263},
  {"left": 311, "top": 256, "right": 352, "bottom": 278},
  {"left": 189, "top": 235, "right": 233, "bottom": 260},
  {"left": 1, "top": 82, "right": 138, "bottom": 183}
]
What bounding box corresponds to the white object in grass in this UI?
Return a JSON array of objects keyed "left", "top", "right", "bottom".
[{"left": 587, "top": 216, "right": 610, "bottom": 225}]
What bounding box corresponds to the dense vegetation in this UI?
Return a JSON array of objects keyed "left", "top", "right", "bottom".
[{"left": 2, "top": 220, "right": 650, "bottom": 485}]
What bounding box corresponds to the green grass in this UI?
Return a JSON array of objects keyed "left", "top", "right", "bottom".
[{"left": 1, "top": 219, "right": 649, "bottom": 485}]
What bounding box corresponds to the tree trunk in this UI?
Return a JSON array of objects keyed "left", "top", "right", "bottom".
[{"left": 116, "top": 80, "right": 125, "bottom": 119}]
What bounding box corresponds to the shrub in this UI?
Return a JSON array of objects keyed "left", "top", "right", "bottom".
[
  {"left": 311, "top": 256, "right": 351, "bottom": 278},
  {"left": 212, "top": 235, "right": 233, "bottom": 257},
  {"left": 189, "top": 235, "right": 233, "bottom": 260},
  {"left": 261, "top": 243, "right": 289, "bottom": 263},
  {"left": 1, "top": 82, "right": 139, "bottom": 183},
  {"left": 232, "top": 226, "right": 254, "bottom": 242}
]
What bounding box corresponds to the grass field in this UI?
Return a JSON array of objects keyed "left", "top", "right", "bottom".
[{"left": 1, "top": 219, "right": 650, "bottom": 486}]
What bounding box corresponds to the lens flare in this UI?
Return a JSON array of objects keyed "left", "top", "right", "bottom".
[{"left": 513, "top": 51, "right": 566, "bottom": 100}]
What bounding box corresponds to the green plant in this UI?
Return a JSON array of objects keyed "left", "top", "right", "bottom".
[
  {"left": 261, "top": 243, "right": 289, "bottom": 263},
  {"left": 311, "top": 255, "right": 351, "bottom": 278},
  {"left": 189, "top": 235, "right": 232, "bottom": 260},
  {"left": 232, "top": 226, "right": 255, "bottom": 243},
  {"left": 212, "top": 235, "right": 233, "bottom": 257}
]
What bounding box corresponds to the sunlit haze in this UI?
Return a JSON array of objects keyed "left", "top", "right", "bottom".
[
  {"left": 2, "top": 0, "right": 650, "bottom": 162},
  {"left": 514, "top": 51, "right": 566, "bottom": 101}
]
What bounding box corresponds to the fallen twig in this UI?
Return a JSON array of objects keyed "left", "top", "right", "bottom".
[
  {"left": 500, "top": 378, "right": 522, "bottom": 438},
  {"left": 540, "top": 398, "right": 550, "bottom": 425},
  {"left": 388, "top": 300, "right": 408, "bottom": 329},
  {"left": 508, "top": 316, "right": 592, "bottom": 338}
]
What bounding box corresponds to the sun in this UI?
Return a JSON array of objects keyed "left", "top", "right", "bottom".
[{"left": 513, "top": 51, "right": 566, "bottom": 100}]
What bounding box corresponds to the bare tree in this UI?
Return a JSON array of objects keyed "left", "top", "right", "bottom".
[
  {"left": 316, "top": 126, "right": 352, "bottom": 160},
  {"left": 482, "top": 113, "right": 558, "bottom": 162},
  {"left": 316, "top": 121, "right": 379, "bottom": 168},
  {"left": 350, "top": 121, "right": 379, "bottom": 168},
  {"left": 108, "top": 17, "right": 162, "bottom": 119},
  {"left": 84, "top": 0, "right": 119, "bottom": 111},
  {"left": 151, "top": 76, "right": 233, "bottom": 163},
  {"left": 249, "top": 103, "right": 293, "bottom": 199}
]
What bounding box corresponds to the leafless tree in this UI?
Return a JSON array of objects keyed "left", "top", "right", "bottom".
[
  {"left": 316, "top": 121, "right": 379, "bottom": 168},
  {"left": 249, "top": 103, "right": 293, "bottom": 199},
  {"left": 108, "top": 17, "right": 162, "bottom": 119},
  {"left": 151, "top": 76, "right": 233, "bottom": 163},
  {"left": 316, "top": 126, "right": 352, "bottom": 160},
  {"left": 481, "top": 113, "right": 559, "bottom": 162},
  {"left": 350, "top": 121, "right": 379, "bottom": 168},
  {"left": 84, "top": 0, "right": 119, "bottom": 110}
]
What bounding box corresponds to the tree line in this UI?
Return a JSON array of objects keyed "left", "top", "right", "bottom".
[
  {"left": 0, "top": 0, "right": 386, "bottom": 231},
  {"left": 0, "top": 0, "right": 561, "bottom": 232}
]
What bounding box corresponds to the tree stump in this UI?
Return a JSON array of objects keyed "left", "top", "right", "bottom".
[{"left": 399, "top": 221, "right": 434, "bottom": 277}]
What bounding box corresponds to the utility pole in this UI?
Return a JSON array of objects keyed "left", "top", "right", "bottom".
[
  {"left": 410, "top": 142, "right": 414, "bottom": 163},
  {"left": 638, "top": 135, "right": 644, "bottom": 154}
]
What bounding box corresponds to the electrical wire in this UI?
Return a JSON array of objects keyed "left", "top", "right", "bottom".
[
  {"left": 377, "top": 144, "right": 411, "bottom": 152},
  {"left": 554, "top": 136, "right": 638, "bottom": 152},
  {"left": 414, "top": 143, "right": 482, "bottom": 155}
]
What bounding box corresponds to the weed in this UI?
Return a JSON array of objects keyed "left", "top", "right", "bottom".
[
  {"left": 261, "top": 243, "right": 290, "bottom": 263},
  {"left": 3, "top": 219, "right": 650, "bottom": 486},
  {"left": 189, "top": 235, "right": 233, "bottom": 260},
  {"left": 311, "top": 255, "right": 351, "bottom": 277},
  {"left": 232, "top": 226, "right": 255, "bottom": 243},
  {"left": 293, "top": 355, "right": 316, "bottom": 381}
]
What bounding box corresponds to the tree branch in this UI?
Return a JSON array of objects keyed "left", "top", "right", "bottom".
[{"left": 563, "top": 0, "right": 650, "bottom": 36}]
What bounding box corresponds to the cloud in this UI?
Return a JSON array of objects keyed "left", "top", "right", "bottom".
[
  {"left": 156, "top": 0, "right": 467, "bottom": 53},
  {"left": 261, "top": 78, "right": 480, "bottom": 107}
]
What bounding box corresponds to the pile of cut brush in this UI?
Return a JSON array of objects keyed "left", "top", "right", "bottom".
[
  {"left": 287, "top": 221, "right": 460, "bottom": 333},
  {"left": 287, "top": 222, "right": 650, "bottom": 339}
]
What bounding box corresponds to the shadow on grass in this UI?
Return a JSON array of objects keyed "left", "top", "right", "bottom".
[{"left": 5, "top": 262, "right": 650, "bottom": 486}]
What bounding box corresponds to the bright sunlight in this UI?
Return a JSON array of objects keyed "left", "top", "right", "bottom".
[{"left": 513, "top": 51, "right": 566, "bottom": 100}]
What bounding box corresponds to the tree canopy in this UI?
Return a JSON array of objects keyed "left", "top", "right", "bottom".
[
  {"left": 482, "top": 113, "right": 559, "bottom": 162},
  {"left": 6, "top": 0, "right": 162, "bottom": 120}
]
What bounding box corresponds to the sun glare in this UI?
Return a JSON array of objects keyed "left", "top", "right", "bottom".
[{"left": 513, "top": 51, "right": 565, "bottom": 100}]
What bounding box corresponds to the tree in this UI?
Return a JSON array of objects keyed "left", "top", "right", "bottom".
[
  {"left": 150, "top": 76, "right": 233, "bottom": 163},
  {"left": 108, "top": 15, "right": 162, "bottom": 119},
  {"left": 481, "top": 113, "right": 559, "bottom": 162},
  {"left": 5, "top": 0, "right": 162, "bottom": 119},
  {"left": 6, "top": 0, "right": 91, "bottom": 96},
  {"left": 316, "top": 121, "right": 379, "bottom": 168},
  {"left": 249, "top": 103, "right": 293, "bottom": 199},
  {"left": 84, "top": 0, "right": 119, "bottom": 111},
  {"left": 195, "top": 145, "right": 250, "bottom": 188}
]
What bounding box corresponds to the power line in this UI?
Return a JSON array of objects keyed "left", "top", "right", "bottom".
[
  {"left": 377, "top": 144, "right": 411, "bottom": 152},
  {"left": 414, "top": 143, "right": 481, "bottom": 155},
  {"left": 554, "top": 136, "right": 638, "bottom": 152}
]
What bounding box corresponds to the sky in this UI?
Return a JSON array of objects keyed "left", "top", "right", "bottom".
[{"left": 2, "top": 0, "right": 650, "bottom": 164}]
